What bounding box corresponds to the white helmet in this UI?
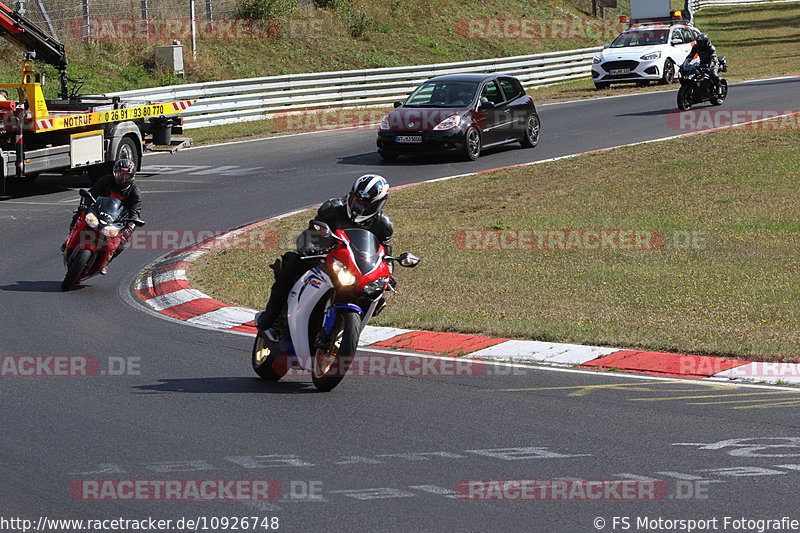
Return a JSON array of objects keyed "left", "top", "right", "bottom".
[{"left": 346, "top": 174, "right": 389, "bottom": 223}]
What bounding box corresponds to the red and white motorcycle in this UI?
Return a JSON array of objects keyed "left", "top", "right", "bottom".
[{"left": 252, "top": 220, "right": 420, "bottom": 392}]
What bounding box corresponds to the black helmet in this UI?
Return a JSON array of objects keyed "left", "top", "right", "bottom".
[
  {"left": 113, "top": 158, "right": 136, "bottom": 192},
  {"left": 346, "top": 174, "right": 389, "bottom": 224},
  {"left": 696, "top": 33, "right": 710, "bottom": 46}
]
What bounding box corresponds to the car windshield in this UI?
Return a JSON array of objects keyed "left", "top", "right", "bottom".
[
  {"left": 610, "top": 29, "right": 669, "bottom": 48},
  {"left": 404, "top": 81, "right": 479, "bottom": 108}
]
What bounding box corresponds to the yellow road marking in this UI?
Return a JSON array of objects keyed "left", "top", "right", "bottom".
[
  {"left": 494, "top": 382, "right": 729, "bottom": 396},
  {"left": 733, "top": 400, "right": 800, "bottom": 410},
  {"left": 630, "top": 391, "right": 798, "bottom": 401},
  {"left": 687, "top": 396, "right": 800, "bottom": 405}
]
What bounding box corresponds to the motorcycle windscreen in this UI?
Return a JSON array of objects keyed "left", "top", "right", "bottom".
[
  {"left": 92, "top": 197, "right": 124, "bottom": 225},
  {"left": 342, "top": 228, "right": 382, "bottom": 275}
]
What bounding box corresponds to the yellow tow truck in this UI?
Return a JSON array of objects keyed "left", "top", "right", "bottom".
[{"left": 0, "top": 1, "right": 195, "bottom": 189}]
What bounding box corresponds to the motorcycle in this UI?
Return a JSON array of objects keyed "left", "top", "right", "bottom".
[
  {"left": 677, "top": 56, "right": 728, "bottom": 111},
  {"left": 251, "top": 220, "right": 420, "bottom": 392},
  {"left": 61, "top": 189, "right": 145, "bottom": 291}
]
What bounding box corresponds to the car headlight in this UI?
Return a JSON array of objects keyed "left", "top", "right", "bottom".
[
  {"left": 331, "top": 258, "right": 356, "bottom": 286},
  {"left": 102, "top": 225, "right": 120, "bottom": 238},
  {"left": 433, "top": 115, "right": 462, "bottom": 131},
  {"left": 592, "top": 55, "right": 602, "bottom": 64},
  {"left": 85, "top": 212, "right": 99, "bottom": 228},
  {"left": 363, "top": 276, "right": 389, "bottom": 296},
  {"left": 380, "top": 114, "right": 391, "bottom": 130},
  {"left": 640, "top": 51, "right": 661, "bottom": 61}
]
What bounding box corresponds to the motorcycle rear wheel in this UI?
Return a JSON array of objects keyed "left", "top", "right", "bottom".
[
  {"left": 61, "top": 249, "right": 91, "bottom": 291},
  {"left": 252, "top": 332, "right": 289, "bottom": 380},
  {"left": 312, "top": 311, "right": 360, "bottom": 392},
  {"left": 711, "top": 79, "right": 728, "bottom": 106},
  {"left": 677, "top": 85, "right": 693, "bottom": 111}
]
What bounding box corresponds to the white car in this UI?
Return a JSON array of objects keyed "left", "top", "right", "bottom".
[{"left": 591, "top": 22, "right": 700, "bottom": 89}]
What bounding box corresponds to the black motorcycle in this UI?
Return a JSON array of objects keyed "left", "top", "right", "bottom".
[{"left": 677, "top": 56, "right": 728, "bottom": 111}]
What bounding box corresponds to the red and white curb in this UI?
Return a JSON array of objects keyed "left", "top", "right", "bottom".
[{"left": 133, "top": 220, "right": 800, "bottom": 386}]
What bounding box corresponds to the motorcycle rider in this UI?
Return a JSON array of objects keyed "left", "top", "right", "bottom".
[
  {"left": 255, "top": 174, "right": 393, "bottom": 339},
  {"left": 683, "top": 33, "right": 721, "bottom": 94},
  {"left": 63, "top": 158, "right": 142, "bottom": 274}
]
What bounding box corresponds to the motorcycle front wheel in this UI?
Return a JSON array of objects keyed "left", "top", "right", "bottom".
[
  {"left": 312, "top": 311, "right": 360, "bottom": 392},
  {"left": 61, "top": 249, "right": 91, "bottom": 291},
  {"left": 677, "top": 85, "right": 693, "bottom": 111},
  {"left": 711, "top": 79, "right": 728, "bottom": 106},
  {"left": 252, "top": 332, "right": 289, "bottom": 380}
]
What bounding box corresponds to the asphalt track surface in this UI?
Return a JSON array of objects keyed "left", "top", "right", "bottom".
[{"left": 2, "top": 78, "right": 800, "bottom": 532}]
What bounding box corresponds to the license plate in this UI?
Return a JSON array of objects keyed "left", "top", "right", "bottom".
[
  {"left": 610, "top": 68, "right": 631, "bottom": 75},
  {"left": 395, "top": 135, "right": 422, "bottom": 144}
]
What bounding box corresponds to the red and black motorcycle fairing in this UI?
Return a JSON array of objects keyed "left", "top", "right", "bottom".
[{"left": 60, "top": 189, "right": 144, "bottom": 291}]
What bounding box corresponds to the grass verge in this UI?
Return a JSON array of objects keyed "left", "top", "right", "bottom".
[{"left": 188, "top": 120, "right": 800, "bottom": 359}]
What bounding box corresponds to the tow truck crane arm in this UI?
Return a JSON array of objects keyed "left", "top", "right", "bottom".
[{"left": 0, "top": 1, "right": 68, "bottom": 99}]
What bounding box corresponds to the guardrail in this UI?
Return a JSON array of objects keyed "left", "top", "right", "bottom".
[
  {"left": 690, "top": 0, "right": 800, "bottom": 12},
  {"left": 102, "top": 47, "right": 602, "bottom": 129}
]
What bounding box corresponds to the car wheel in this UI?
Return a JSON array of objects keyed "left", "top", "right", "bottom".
[
  {"left": 594, "top": 82, "right": 610, "bottom": 90},
  {"left": 463, "top": 127, "right": 481, "bottom": 161},
  {"left": 378, "top": 150, "right": 399, "bottom": 161},
  {"left": 520, "top": 113, "right": 540, "bottom": 148},
  {"left": 660, "top": 59, "right": 675, "bottom": 85}
]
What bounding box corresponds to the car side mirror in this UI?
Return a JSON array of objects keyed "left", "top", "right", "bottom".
[
  {"left": 603, "top": 43, "right": 611, "bottom": 49},
  {"left": 479, "top": 98, "right": 495, "bottom": 110},
  {"left": 671, "top": 38, "right": 682, "bottom": 45},
  {"left": 393, "top": 101, "right": 403, "bottom": 108}
]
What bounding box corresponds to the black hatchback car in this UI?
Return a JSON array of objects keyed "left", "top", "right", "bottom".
[{"left": 376, "top": 73, "right": 540, "bottom": 161}]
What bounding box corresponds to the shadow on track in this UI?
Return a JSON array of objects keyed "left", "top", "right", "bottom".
[
  {"left": 337, "top": 143, "right": 522, "bottom": 166},
  {"left": 0, "top": 280, "right": 74, "bottom": 292},
  {"left": 617, "top": 108, "right": 677, "bottom": 118},
  {"left": 134, "top": 377, "right": 318, "bottom": 394}
]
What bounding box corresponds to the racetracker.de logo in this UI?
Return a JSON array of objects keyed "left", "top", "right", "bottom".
[
  {"left": 453, "top": 229, "right": 665, "bottom": 252},
  {"left": 1, "top": 356, "right": 140, "bottom": 377},
  {"left": 667, "top": 109, "right": 800, "bottom": 132},
  {"left": 115, "top": 228, "right": 279, "bottom": 252},
  {"left": 69, "top": 18, "right": 281, "bottom": 40},
  {"left": 455, "top": 18, "right": 624, "bottom": 40},
  {"left": 69, "top": 479, "right": 281, "bottom": 501},
  {"left": 455, "top": 479, "right": 668, "bottom": 501},
  {"left": 273, "top": 354, "right": 486, "bottom": 378}
]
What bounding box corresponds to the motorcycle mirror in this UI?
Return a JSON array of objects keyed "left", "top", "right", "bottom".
[
  {"left": 79, "top": 188, "right": 95, "bottom": 202},
  {"left": 398, "top": 252, "right": 420, "bottom": 268},
  {"left": 309, "top": 220, "right": 331, "bottom": 236}
]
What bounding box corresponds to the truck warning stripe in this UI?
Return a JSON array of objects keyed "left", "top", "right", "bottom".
[{"left": 36, "top": 100, "right": 196, "bottom": 133}]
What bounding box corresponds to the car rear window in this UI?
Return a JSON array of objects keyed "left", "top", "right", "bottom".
[{"left": 498, "top": 77, "right": 522, "bottom": 100}]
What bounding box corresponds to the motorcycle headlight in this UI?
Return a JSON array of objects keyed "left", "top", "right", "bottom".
[
  {"left": 640, "top": 51, "right": 661, "bottom": 61},
  {"left": 592, "top": 55, "right": 602, "bottom": 64},
  {"left": 380, "top": 114, "right": 391, "bottom": 131},
  {"left": 85, "top": 212, "right": 99, "bottom": 229},
  {"left": 331, "top": 259, "right": 356, "bottom": 286},
  {"left": 363, "top": 276, "right": 390, "bottom": 296},
  {"left": 102, "top": 225, "right": 120, "bottom": 238},
  {"left": 433, "top": 115, "right": 462, "bottom": 131}
]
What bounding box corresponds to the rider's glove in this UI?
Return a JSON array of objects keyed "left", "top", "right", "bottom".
[{"left": 121, "top": 227, "right": 133, "bottom": 243}]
